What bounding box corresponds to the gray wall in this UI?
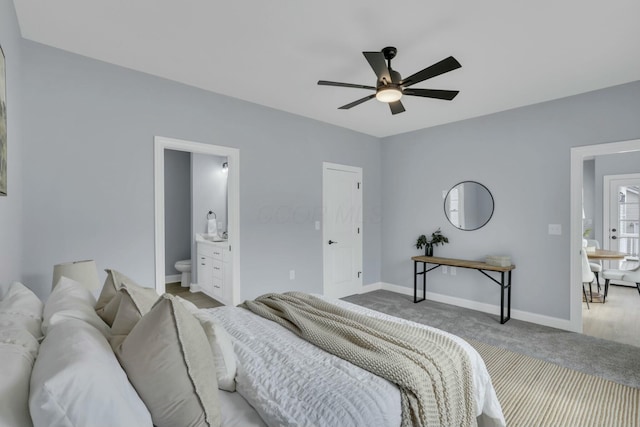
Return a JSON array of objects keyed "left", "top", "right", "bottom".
[
  {"left": 164, "top": 149, "right": 191, "bottom": 276},
  {"left": 20, "top": 40, "right": 382, "bottom": 300},
  {"left": 7, "top": 10, "right": 640, "bottom": 322},
  {"left": 0, "top": 0, "right": 23, "bottom": 285},
  {"left": 381, "top": 81, "right": 640, "bottom": 320},
  {"left": 594, "top": 151, "right": 640, "bottom": 245},
  {"left": 192, "top": 153, "right": 227, "bottom": 237}
]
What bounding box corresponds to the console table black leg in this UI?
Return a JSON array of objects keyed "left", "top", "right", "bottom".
[
  {"left": 422, "top": 262, "right": 426, "bottom": 302},
  {"left": 413, "top": 261, "right": 418, "bottom": 303},
  {"left": 500, "top": 271, "right": 505, "bottom": 324},
  {"left": 507, "top": 270, "right": 512, "bottom": 322}
]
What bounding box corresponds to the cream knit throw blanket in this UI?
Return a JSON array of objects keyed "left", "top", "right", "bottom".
[{"left": 241, "top": 292, "right": 476, "bottom": 427}]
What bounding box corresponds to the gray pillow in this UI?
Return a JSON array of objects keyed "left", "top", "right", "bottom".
[
  {"left": 96, "top": 270, "right": 158, "bottom": 326},
  {"left": 109, "top": 287, "right": 158, "bottom": 350},
  {"left": 116, "top": 294, "right": 221, "bottom": 427},
  {"left": 95, "top": 269, "right": 137, "bottom": 311}
]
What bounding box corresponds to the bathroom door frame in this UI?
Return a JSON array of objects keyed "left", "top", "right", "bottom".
[{"left": 154, "top": 136, "right": 241, "bottom": 305}]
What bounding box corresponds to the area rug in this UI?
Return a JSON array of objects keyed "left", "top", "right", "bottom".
[{"left": 469, "top": 339, "right": 640, "bottom": 426}]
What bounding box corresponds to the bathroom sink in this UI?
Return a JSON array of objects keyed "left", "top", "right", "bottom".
[{"left": 198, "top": 233, "right": 227, "bottom": 243}]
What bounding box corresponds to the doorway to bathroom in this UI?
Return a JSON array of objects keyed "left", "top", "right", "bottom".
[{"left": 154, "top": 136, "right": 241, "bottom": 306}]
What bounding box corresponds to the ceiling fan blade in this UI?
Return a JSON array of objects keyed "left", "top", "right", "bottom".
[
  {"left": 403, "top": 88, "right": 459, "bottom": 100},
  {"left": 318, "top": 80, "right": 376, "bottom": 90},
  {"left": 363, "top": 51, "right": 391, "bottom": 82},
  {"left": 401, "top": 56, "right": 461, "bottom": 88},
  {"left": 338, "top": 94, "right": 376, "bottom": 110},
  {"left": 389, "top": 100, "right": 405, "bottom": 115}
]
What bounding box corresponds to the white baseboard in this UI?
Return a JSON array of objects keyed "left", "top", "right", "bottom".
[
  {"left": 165, "top": 274, "right": 181, "bottom": 284},
  {"left": 361, "top": 282, "right": 383, "bottom": 293},
  {"left": 189, "top": 283, "right": 201, "bottom": 293},
  {"left": 366, "top": 282, "right": 573, "bottom": 331}
]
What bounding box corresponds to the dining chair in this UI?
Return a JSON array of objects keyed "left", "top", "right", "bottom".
[
  {"left": 581, "top": 249, "right": 595, "bottom": 309},
  {"left": 602, "top": 263, "right": 640, "bottom": 303},
  {"left": 586, "top": 239, "right": 603, "bottom": 293}
]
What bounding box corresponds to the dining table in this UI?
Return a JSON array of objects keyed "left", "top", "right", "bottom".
[
  {"left": 585, "top": 248, "right": 628, "bottom": 304},
  {"left": 586, "top": 249, "right": 627, "bottom": 260}
]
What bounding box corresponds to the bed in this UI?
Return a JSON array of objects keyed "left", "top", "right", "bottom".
[
  {"left": 0, "top": 269, "right": 505, "bottom": 427},
  {"left": 202, "top": 296, "right": 505, "bottom": 427}
]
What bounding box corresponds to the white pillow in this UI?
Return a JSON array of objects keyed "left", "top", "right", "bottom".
[
  {"left": 0, "top": 314, "right": 42, "bottom": 342},
  {"left": 29, "top": 318, "right": 153, "bottom": 427},
  {"left": 194, "top": 314, "right": 237, "bottom": 392},
  {"left": 0, "top": 282, "right": 43, "bottom": 317},
  {"left": 0, "top": 329, "right": 39, "bottom": 427},
  {"left": 116, "top": 294, "right": 221, "bottom": 427},
  {"left": 42, "top": 277, "right": 110, "bottom": 338},
  {"left": 0, "top": 282, "right": 44, "bottom": 339}
]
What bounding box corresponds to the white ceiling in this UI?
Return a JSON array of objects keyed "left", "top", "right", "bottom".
[{"left": 13, "top": 0, "right": 640, "bottom": 138}]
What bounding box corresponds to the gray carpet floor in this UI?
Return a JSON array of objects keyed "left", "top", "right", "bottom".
[{"left": 343, "top": 290, "right": 640, "bottom": 389}]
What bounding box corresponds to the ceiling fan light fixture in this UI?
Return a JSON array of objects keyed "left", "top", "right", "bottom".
[{"left": 376, "top": 86, "right": 402, "bottom": 103}]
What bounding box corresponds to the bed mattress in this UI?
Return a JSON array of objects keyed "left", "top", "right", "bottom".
[{"left": 203, "top": 297, "right": 505, "bottom": 427}]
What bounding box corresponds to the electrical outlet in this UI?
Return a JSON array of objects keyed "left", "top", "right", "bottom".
[
  {"left": 450, "top": 267, "right": 457, "bottom": 276},
  {"left": 315, "top": 221, "right": 320, "bottom": 230},
  {"left": 289, "top": 270, "right": 295, "bottom": 280},
  {"left": 548, "top": 224, "right": 562, "bottom": 235},
  {"left": 442, "top": 266, "right": 448, "bottom": 274}
]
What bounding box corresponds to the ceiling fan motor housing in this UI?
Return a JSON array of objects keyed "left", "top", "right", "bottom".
[{"left": 384, "top": 69, "right": 402, "bottom": 86}]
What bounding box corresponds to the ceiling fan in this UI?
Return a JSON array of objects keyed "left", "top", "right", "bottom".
[{"left": 318, "top": 46, "right": 461, "bottom": 115}]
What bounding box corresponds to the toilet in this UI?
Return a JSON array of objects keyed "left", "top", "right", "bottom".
[{"left": 175, "top": 259, "right": 192, "bottom": 288}]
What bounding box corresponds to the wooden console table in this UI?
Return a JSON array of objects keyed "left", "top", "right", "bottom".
[{"left": 412, "top": 256, "right": 516, "bottom": 324}]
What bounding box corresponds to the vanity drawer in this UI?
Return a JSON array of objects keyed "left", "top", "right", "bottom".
[
  {"left": 211, "top": 260, "right": 223, "bottom": 279},
  {"left": 198, "top": 243, "right": 224, "bottom": 259}
]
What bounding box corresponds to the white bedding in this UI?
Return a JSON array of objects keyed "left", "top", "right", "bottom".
[
  {"left": 219, "top": 390, "right": 267, "bottom": 427},
  {"left": 203, "top": 297, "right": 505, "bottom": 427}
]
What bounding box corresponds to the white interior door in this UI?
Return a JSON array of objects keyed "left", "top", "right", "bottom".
[
  {"left": 322, "top": 163, "right": 362, "bottom": 299},
  {"left": 604, "top": 174, "right": 640, "bottom": 265}
]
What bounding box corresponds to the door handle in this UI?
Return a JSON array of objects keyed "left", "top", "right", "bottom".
[
  {"left": 612, "top": 236, "right": 617, "bottom": 240},
  {"left": 611, "top": 228, "right": 617, "bottom": 232},
  {"left": 328, "top": 240, "right": 338, "bottom": 245}
]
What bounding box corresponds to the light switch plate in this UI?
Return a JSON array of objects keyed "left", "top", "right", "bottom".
[{"left": 548, "top": 224, "right": 562, "bottom": 235}]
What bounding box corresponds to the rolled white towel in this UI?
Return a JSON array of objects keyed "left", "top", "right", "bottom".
[{"left": 207, "top": 219, "right": 218, "bottom": 236}]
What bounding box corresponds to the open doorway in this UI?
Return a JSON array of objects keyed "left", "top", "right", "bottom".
[
  {"left": 154, "top": 136, "right": 241, "bottom": 306},
  {"left": 570, "top": 138, "right": 640, "bottom": 339}
]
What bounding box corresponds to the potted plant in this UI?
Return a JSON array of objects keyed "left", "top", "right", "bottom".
[{"left": 415, "top": 228, "right": 449, "bottom": 257}]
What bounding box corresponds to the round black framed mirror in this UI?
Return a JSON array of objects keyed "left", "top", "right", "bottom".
[{"left": 444, "top": 181, "right": 494, "bottom": 231}]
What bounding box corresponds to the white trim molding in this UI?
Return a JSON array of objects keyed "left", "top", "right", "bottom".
[
  {"left": 365, "top": 282, "right": 573, "bottom": 331},
  {"left": 154, "top": 136, "right": 241, "bottom": 305},
  {"left": 361, "top": 282, "right": 383, "bottom": 293},
  {"left": 165, "top": 274, "right": 181, "bottom": 284},
  {"left": 570, "top": 138, "right": 640, "bottom": 333}
]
